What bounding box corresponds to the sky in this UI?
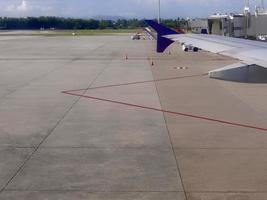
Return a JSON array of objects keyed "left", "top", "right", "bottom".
[{"left": 0, "top": 0, "right": 266, "bottom": 18}]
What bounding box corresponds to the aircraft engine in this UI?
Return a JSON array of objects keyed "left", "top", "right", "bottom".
[
  {"left": 182, "top": 44, "right": 189, "bottom": 52},
  {"left": 193, "top": 47, "right": 199, "bottom": 52},
  {"left": 181, "top": 43, "right": 199, "bottom": 52}
]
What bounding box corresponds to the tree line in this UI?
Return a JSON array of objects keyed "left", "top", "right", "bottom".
[{"left": 0, "top": 17, "right": 188, "bottom": 30}]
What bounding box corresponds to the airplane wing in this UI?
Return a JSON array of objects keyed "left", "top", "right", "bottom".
[
  {"left": 145, "top": 20, "right": 267, "bottom": 83},
  {"left": 166, "top": 33, "right": 267, "bottom": 65}
]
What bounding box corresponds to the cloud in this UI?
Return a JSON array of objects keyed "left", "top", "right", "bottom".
[
  {"left": 17, "top": 0, "right": 30, "bottom": 12},
  {"left": 5, "top": 5, "right": 16, "bottom": 12},
  {"left": 3, "top": 0, "right": 54, "bottom": 17},
  {"left": 5, "top": 0, "right": 31, "bottom": 12}
]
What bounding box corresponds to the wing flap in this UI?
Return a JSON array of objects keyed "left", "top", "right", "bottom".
[{"left": 209, "top": 62, "right": 267, "bottom": 83}]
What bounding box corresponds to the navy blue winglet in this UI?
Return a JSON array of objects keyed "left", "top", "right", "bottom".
[{"left": 145, "top": 20, "right": 180, "bottom": 53}]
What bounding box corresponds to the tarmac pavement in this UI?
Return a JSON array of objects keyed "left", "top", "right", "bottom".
[{"left": 0, "top": 34, "right": 267, "bottom": 200}]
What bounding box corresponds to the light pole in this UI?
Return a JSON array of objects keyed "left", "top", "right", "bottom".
[{"left": 158, "top": 0, "right": 161, "bottom": 23}]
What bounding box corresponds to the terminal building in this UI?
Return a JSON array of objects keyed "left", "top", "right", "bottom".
[
  {"left": 189, "top": 1, "right": 267, "bottom": 41},
  {"left": 189, "top": 19, "right": 209, "bottom": 34},
  {"left": 208, "top": 12, "right": 267, "bottom": 39},
  {"left": 208, "top": 14, "right": 245, "bottom": 37}
]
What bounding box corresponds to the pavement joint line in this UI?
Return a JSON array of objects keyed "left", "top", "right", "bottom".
[
  {"left": 4, "top": 189, "right": 267, "bottom": 194},
  {"left": 3, "top": 146, "right": 267, "bottom": 150},
  {"left": 38, "top": 146, "right": 173, "bottom": 151},
  {"left": 151, "top": 66, "right": 189, "bottom": 200},
  {"left": 174, "top": 147, "right": 267, "bottom": 150},
  {"left": 3, "top": 189, "right": 184, "bottom": 193},
  {"left": 0, "top": 147, "right": 35, "bottom": 149},
  {"left": 0, "top": 43, "right": 111, "bottom": 193},
  {"left": 185, "top": 191, "right": 267, "bottom": 193}
]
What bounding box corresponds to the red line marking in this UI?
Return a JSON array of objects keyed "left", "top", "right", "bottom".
[
  {"left": 62, "top": 73, "right": 207, "bottom": 93},
  {"left": 62, "top": 91, "right": 267, "bottom": 132},
  {"left": 62, "top": 73, "right": 267, "bottom": 132}
]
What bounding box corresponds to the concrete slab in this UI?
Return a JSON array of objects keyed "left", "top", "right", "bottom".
[
  {"left": 187, "top": 193, "right": 267, "bottom": 200},
  {"left": 0, "top": 60, "right": 63, "bottom": 98},
  {"left": 151, "top": 46, "right": 267, "bottom": 150},
  {"left": 0, "top": 191, "right": 186, "bottom": 200},
  {"left": 150, "top": 44, "right": 267, "bottom": 199},
  {"left": 176, "top": 149, "right": 267, "bottom": 192},
  {"left": 0, "top": 60, "right": 108, "bottom": 147},
  {"left": 43, "top": 58, "right": 170, "bottom": 148},
  {"left": 168, "top": 120, "right": 267, "bottom": 149},
  {"left": 0, "top": 35, "right": 184, "bottom": 198},
  {"left": 0, "top": 148, "right": 33, "bottom": 190},
  {"left": 6, "top": 148, "right": 182, "bottom": 192},
  {"left": 42, "top": 100, "right": 171, "bottom": 149},
  {"left": 218, "top": 80, "right": 267, "bottom": 121},
  {"left": 152, "top": 72, "right": 265, "bottom": 126}
]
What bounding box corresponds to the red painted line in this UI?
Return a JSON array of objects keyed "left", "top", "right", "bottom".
[
  {"left": 62, "top": 73, "right": 207, "bottom": 94},
  {"left": 62, "top": 91, "right": 267, "bottom": 132}
]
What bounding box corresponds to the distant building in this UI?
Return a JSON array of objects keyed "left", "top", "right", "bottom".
[
  {"left": 247, "top": 11, "right": 267, "bottom": 39},
  {"left": 208, "top": 14, "right": 245, "bottom": 38},
  {"left": 207, "top": 11, "right": 267, "bottom": 39},
  {"left": 189, "top": 19, "right": 209, "bottom": 34},
  {"left": 187, "top": 1, "right": 267, "bottom": 41},
  {"left": 208, "top": 14, "right": 230, "bottom": 36},
  {"left": 231, "top": 14, "right": 246, "bottom": 38}
]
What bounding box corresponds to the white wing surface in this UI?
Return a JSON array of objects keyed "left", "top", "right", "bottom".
[{"left": 166, "top": 34, "right": 267, "bottom": 67}]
